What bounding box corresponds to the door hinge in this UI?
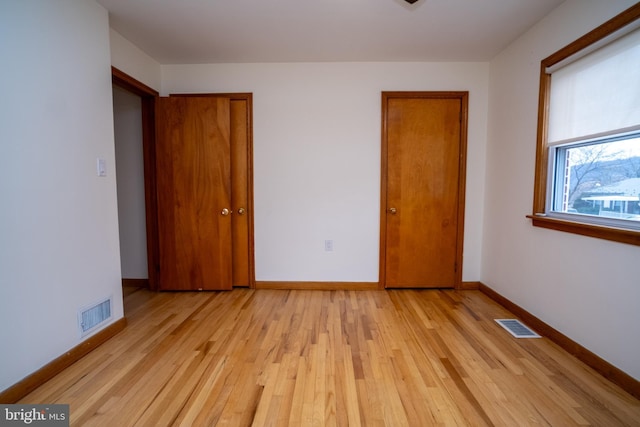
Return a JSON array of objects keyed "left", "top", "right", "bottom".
[{"left": 454, "top": 262, "right": 457, "bottom": 272}]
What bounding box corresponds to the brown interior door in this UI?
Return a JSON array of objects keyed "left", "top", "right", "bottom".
[
  {"left": 229, "top": 97, "right": 252, "bottom": 287},
  {"left": 156, "top": 96, "right": 233, "bottom": 290},
  {"left": 381, "top": 92, "right": 467, "bottom": 288}
]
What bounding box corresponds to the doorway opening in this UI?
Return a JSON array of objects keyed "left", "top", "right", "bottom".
[{"left": 111, "top": 68, "right": 159, "bottom": 295}]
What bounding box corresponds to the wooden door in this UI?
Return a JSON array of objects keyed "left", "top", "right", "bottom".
[
  {"left": 381, "top": 92, "right": 468, "bottom": 288},
  {"left": 229, "top": 97, "right": 253, "bottom": 287},
  {"left": 171, "top": 93, "right": 255, "bottom": 288},
  {"left": 156, "top": 96, "right": 233, "bottom": 290}
]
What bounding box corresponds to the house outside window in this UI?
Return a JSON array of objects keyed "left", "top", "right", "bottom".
[{"left": 553, "top": 138, "right": 640, "bottom": 221}]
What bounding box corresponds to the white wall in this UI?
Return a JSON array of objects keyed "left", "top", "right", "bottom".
[
  {"left": 162, "top": 62, "right": 489, "bottom": 282},
  {"left": 113, "top": 86, "right": 148, "bottom": 279},
  {"left": 484, "top": 0, "right": 640, "bottom": 380},
  {"left": 110, "top": 29, "right": 161, "bottom": 91},
  {"left": 0, "top": 1, "right": 123, "bottom": 391}
]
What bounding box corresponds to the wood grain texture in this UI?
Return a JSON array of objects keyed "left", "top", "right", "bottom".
[
  {"left": 0, "top": 318, "right": 127, "bottom": 404},
  {"left": 166, "top": 93, "right": 257, "bottom": 287},
  {"left": 382, "top": 93, "right": 467, "bottom": 288},
  {"left": 528, "top": 214, "right": 640, "bottom": 247},
  {"left": 156, "top": 97, "right": 232, "bottom": 290},
  {"left": 18, "top": 289, "right": 640, "bottom": 425},
  {"left": 479, "top": 282, "right": 640, "bottom": 401},
  {"left": 230, "top": 98, "right": 251, "bottom": 287}
]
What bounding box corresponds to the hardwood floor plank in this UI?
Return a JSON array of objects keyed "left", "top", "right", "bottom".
[
  {"left": 16, "top": 288, "right": 640, "bottom": 426},
  {"left": 339, "top": 344, "right": 362, "bottom": 426}
]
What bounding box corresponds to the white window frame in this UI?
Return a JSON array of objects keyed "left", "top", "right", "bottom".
[{"left": 547, "top": 132, "right": 640, "bottom": 231}]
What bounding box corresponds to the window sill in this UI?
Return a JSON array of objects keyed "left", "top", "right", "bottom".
[{"left": 527, "top": 214, "right": 640, "bottom": 246}]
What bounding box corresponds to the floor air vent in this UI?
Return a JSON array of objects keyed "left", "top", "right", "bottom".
[
  {"left": 79, "top": 298, "right": 112, "bottom": 336},
  {"left": 495, "top": 319, "right": 540, "bottom": 338}
]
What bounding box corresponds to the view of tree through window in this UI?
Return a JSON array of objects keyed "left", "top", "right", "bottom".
[{"left": 553, "top": 136, "right": 640, "bottom": 221}]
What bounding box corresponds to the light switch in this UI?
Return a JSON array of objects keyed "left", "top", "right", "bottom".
[{"left": 97, "top": 158, "right": 107, "bottom": 177}]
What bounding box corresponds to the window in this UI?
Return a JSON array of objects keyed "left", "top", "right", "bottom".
[{"left": 531, "top": 4, "right": 640, "bottom": 246}]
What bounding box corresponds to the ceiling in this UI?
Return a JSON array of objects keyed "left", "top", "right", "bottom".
[{"left": 97, "top": 0, "right": 564, "bottom": 64}]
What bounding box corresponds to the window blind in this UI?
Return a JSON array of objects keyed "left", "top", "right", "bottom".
[{"left": 547, "top": 27, "right": 640, "bottom": 146}]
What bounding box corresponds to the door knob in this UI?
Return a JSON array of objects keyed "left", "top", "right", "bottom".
[
  {"left": 388, "top": 207, "right": 397, "bottom": 214},
  {"left": 237, "top": 208, "right": 245, "bottom": 215},
  {"left": 221, "top": 208, "right": 230, "bottom": 216}
]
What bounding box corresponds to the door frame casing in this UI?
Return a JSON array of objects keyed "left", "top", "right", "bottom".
[
  {"left": 379, "top": 91, "right": 469, "bottom": 289},
  {"left": 111, "top": 67, "right": 160, "bottom": 291}
]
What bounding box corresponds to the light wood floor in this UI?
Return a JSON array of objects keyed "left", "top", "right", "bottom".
[{"left": 21, "top": 288, "right": 640, "bottom": 426}]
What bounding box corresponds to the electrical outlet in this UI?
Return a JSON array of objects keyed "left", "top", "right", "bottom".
[{"left": 324, "top": 240, "right": 333, "bottom": 252}]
